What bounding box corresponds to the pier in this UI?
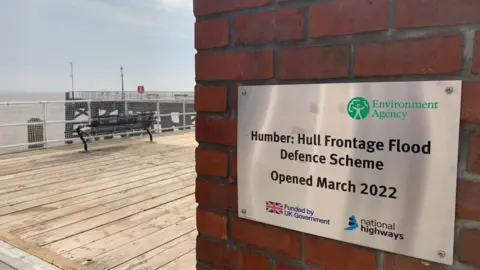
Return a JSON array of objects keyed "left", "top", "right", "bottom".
[{"left": 0, "top": 131, "right": 196, "bottom": 270}]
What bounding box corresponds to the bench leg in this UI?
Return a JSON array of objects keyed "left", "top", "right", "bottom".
[
  {"left": 76, "top": 128, "right": 88, "bottom": 152},
  {"left": 145, "top": 128, "right": 153, "bottom": 142}
]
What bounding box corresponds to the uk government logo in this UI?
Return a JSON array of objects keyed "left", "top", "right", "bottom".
[
  {"left": 265, "top": 201, "right": 330, "bottom": 225},
  {"left": 346, "top": 96, "right": 439, "bottom": 120},
  {"left": 344, "top": 215, "right": 404, "bottom": 240}
]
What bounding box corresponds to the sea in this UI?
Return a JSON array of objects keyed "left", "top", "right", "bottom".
[{"left": 0, "top": 92, "right": 181, "bottom": 154}]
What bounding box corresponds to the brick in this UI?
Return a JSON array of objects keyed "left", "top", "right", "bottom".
[
  {"left": 194, "top": 0, "right": 272, "bottom": 16},
  {"left": 234, "top": 8, "right": 303, "bottom": 45},
  {"left": 384, "top": 254, "right": 447, "bottom": 270},
  {"left": 276, "top": 262, "right": 302, "bottom": 270},
  {"left": 461, "top": 82, "right": 480, "bottom": 124},
  {"left": 310, "top": 0, "right": 388, "bottom": 38},
  {"left": 197, "top": 237, "right": 270, "bottom": 269},
  {"left": 196, "top": 117, "right": 237, "bottom": 146},
  {"left": 231, "top": 217, "right": 301, "bottom": 259},
  {"left": 195, "top": 148, "right": 228, "bottom": 177},
  {"left": 196, "top": 50, "right": 274, "bottom": 81},
  {"left": 280, "top": 45, "right": 349, "bottom": 79},
  {"left": 396, "top": 0, "right": 480, "bottom": 29},
  {"left": 195, "top": 179, "right": 238, "bottom": 211},
  {"left": 230, "top": 153, "right": 238, "bottom": 179},
  {"left": 195, "top": 19, "right": 228, "bottom": 49},
  {"left": 458, "top": 229, "right": 480, "bottom": 268},
  {"left": 195, "top": 86, "right": 227, "bottom": 113},
  {"left": 232, "top": 85, "right": 238, "bottom": 113},
  {"left": 468, "top": 132, "right": 480, "bottom": 174},
  {"left": 304, "top": 235, "right": 376, "bottom": 269},
  {"left": 196, "top": 208, "right": 227, "bottom": 239},
  {"left": 456, "top": 179, "right": 480, "bottom": 221},
  {"left": 355, "top": 35, "right": 463, "bottom": 77},
  {"left": 474, "top": 32, "right": 480, "bottom": 74}
]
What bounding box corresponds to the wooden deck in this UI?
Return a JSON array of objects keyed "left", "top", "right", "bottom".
[{"left": 0, "top": 131, "right": 197, "bottom": 270}]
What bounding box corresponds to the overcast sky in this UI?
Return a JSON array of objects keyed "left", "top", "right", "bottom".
[{"left": 0, "top": 0, "right": 195, "bottom": 93}]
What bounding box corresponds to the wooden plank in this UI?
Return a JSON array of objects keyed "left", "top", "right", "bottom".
[
  {"left": 0, "top": 162, "right": 156, "bottom": 200},
  {"left": 0, "top": 170, "right": 194, "bottom": 227},
  {"left": 0, "top": 158, "right": 143, "bottom": 190},
  {"left": 0, "top": 134, "right": 145, "bottom": 161},
  {"left": 160, "top": 250, "right": 196, "bottom": 270},
  {"left": 0, "top": 146, "right": 177, "bottom": 183},
  {"left": 125, "top": 148, "right": 193, "bottom": 165},
  {"left": 62, "top": 199, "right": 196, "bottom": 259},
  {"left": 0, "top": 163, "right": 145, "bottom": 197},
  {"left": 0, "top": 230, "right": 88, "bottom": 270},
  {"left": 13, "top": 176, "right": 195, "bottom": 239},
  {"left": 0, "top": 130, "right": 194, "bottom": 162},
  {"left": 84, "top": 216, "right": 196, "bottom": 268},
  {"left": 0, "top": 157, "right": 193, "bottom": 200},
  {"left": 0, "top": 152, "right": 136, "bottom": 180},
  {"left": 0, "top": 138, "right": 193, "bottom": 180},
  {"left": 0, "top": 163, "right": 158, "bottom": 208},
  {"left": 0, "top": 150, "right": 193, "bottom": 192},
  {"left": 47, "top": 197, "right": 196, "bottom": 255},
  {"left": 0, "top": 165, "right": 194, "bottom": 215},
  {"left": 0, "top": 173, "right": 196, "bottom": 232},
  {"left": 0, "top": 142, "right": 189, "bottom": 181},
  {"left": 0, "top": 131, "right": 197, "bottom": 270},
  {"left": 27, "top": 185, "right": 195, "bottom": 246},
  {"left": 111, "top": 231, "right": 197, "bottom": 270},
  {"left": 0, "top": 132, "right": 194, "bottom": 168},
  {"left": 0, "top": 132, "right": 167, "bottom": 161},
  {"left": 0, "top": 149, "right": 138, "bottom": 178}
]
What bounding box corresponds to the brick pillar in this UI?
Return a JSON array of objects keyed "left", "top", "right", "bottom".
[{"left": 194, "top": 1, "right": 480, "bottom": 269}]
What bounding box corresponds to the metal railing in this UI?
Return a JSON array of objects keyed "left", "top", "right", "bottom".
[
  {"left": 67, "top": 91, "right": 195, "bottom": 101},
  {"left": 0, "top": 98, "right": 196, "bottom": 153}
]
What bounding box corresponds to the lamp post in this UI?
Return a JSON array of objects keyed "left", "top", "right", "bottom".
[
  {"left": 69, "top": 62, "right": 75, "bottom": 99},
  {"left": 120, "top": 66, "right": 125, "bottom": 100}
]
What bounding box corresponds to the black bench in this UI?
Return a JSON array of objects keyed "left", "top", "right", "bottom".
[{"left": 75, "top": 112, "right": 155, "bottom": 152}]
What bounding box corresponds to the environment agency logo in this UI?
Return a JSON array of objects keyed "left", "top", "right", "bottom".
[
  {"left": 346, "top": 96, "right": 440, "bottom": 121},
  {"left": 347, "top": 97, "right": 370, "bottom": 120}
]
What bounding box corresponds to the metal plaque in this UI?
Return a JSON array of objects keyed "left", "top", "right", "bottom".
[{"left": 237, "top": 81, "right": 462, "bottom": 265}]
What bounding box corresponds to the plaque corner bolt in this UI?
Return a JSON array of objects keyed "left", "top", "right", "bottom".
[
  {"left": 241, "top": 209, "right": 247, "bottom": 214},
  {"left": 241, "top": 91, "right": 247, "bottom": 96},
  {"left": 437, "top": 250, "right": 445, "bottom": 258},
  {"left": 445, "top": 87, "right": 454, "bottom": 94}
]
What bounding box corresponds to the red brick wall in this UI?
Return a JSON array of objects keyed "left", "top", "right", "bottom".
[{"left": 194, "top": 0, "right": 480, "bottom": 269}]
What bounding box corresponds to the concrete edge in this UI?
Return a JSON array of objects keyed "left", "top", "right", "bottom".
[{"left": 0, "top": 230, "right": 90, "bottom": 270}]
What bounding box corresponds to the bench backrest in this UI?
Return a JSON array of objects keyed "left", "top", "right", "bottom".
[{"left": 90, "top": 113, "right": 154, "bottom": 127}]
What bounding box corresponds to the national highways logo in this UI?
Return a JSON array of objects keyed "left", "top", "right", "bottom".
[
  {"left": 344, "top": 215, "right": 359, "bottom": 231},
  {"left": 344, "top": 215, "right": 404, "bottom": 240},
  {"left": 346, "top": 96, "right": 440, "bottom": 121}
]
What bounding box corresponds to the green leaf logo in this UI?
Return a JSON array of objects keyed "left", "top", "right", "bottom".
[{"left": 347, "top": 97, "right": 370, "bottom": 120}]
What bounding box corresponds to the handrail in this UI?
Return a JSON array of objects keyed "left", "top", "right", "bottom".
[{"left": 0, "top": 98, "right": 196, "bottom": 153}]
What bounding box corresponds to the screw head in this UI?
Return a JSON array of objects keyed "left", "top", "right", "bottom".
[
  {"left": 437, "top": 250, "right": 445, "bottom": 258},
  {"left": 242, "top": 91, "right": 247, "bottom": 96},
  {"left": 445, "top": 87, "right": 453, "bottom": 94},
  {"left": 241, "top": 209, "right": 247, "bottom": 214}
]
